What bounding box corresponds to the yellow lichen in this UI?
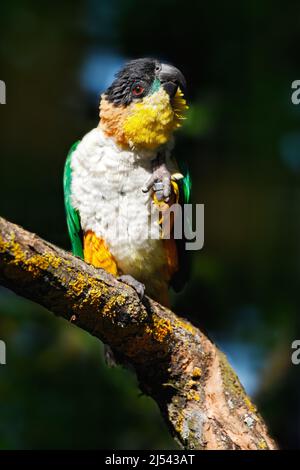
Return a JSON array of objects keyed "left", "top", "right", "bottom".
[
  {"left": 27, "top": 255, "right": 49, "bottom": 271},
  {"left": 11, "top": 240, "right": 26, "bottom": 263},
  {"left": 244, "top": 395, "right": 257, "bottom": 413},
  {"left": 219, "top": 351, "right": 246, "bottom": 401},
  {"left": 86, "top": 286, "right": 103, "bottom": 306},
  {"left": 0, "top": 235, "right": 4, "bottom": 253},
  {"left": 0, "top": 234, "right": 61, "bottom": 278},
  {"left": 192, "top": 367, "right": 202, "bottom": 378},
  {"left": 102, "top": 293, "right": 126, "bottom": 317},
  {"left": 26, "top": 252, "right": 62, "bottom": 277},
  {"left": 124, "top": 315, "right": 172, "bottom": 358},
  {"left": 84, "top": 276, "right": 110, "bottom": 305},
  {"left": 257, "top": 439, "right": 267, "bottom": 449},
  {"left": 68, "top": 273, "right": 88, "bottom": 297},
  {"left": 147, "top": 316, "right": 172, "bottom": 343},
  {"left": 175, "top": 413, "right": 184, "bottom": 434},
  {"left": 174, "top": 317, "right": 196, "bottom": 335},
  {"left": 186, "top": 389, "right": 200, "bottom": 401}
]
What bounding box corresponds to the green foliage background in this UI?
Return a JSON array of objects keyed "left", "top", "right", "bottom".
[{"left": 0, "top": 0, "right": 300, "bottom": 449}]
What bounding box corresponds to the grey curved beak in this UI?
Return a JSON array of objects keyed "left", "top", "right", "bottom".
[{"left": 158, "top": 63, "right": 186, "bottom": 98}]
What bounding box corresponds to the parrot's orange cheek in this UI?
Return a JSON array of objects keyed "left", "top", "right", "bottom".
[{"left": 99, "top": 96, "right": 129, "bottom": 147}]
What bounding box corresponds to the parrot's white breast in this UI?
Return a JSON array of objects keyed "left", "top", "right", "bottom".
[{"left": 70, "top": 128, "right": 174, "bottom": 286}]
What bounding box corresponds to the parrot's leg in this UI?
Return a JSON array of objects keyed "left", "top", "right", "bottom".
[
  {"left": 142, "top": 151, "right": 172, "bottom": 202},
  {"left": 117, "top": 274, "right": 145, "bottom": 299}
]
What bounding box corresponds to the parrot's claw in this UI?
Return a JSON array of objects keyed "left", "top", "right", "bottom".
[
  {"left": 142, "top": 154, "right": 172, "bottom": 203},
  {"left": 118, "top": 274, "right": 145, "bottom": 299}
]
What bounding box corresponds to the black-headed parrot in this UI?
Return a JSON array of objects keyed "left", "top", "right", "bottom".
[{"left": 64, "top": 58, "right": 191, "bottom": 307}]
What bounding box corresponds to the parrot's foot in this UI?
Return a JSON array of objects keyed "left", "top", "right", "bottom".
[
  {"left": 118, "top": 274, "right": 145, "bottom": 299},
  {"left": 142, "top": 152, "right": 172, "bottom": 202}
]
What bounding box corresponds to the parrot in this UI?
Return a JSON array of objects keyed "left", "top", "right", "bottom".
[{"left": 64, "top": 58, "right": 191, "bottom": 308}]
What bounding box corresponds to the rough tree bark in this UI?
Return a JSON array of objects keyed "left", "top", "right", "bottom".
[{"left": 0, "top": 216, "right": 277, "bottom": 450}]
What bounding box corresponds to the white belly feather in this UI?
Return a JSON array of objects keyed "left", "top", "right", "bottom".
[{"left": 70, "top": 128, "right": 174, "bottom": 282}]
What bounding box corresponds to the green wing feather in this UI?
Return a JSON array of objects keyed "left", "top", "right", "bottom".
[
  {"left": 63, "top": 141, "right": 84, "bottom": 258},
  {"left": 182, "top": 169, "right": 191, "bottom": 205},
  {"left": 171, "top": 164, "right": 192, "bottom": 292}
]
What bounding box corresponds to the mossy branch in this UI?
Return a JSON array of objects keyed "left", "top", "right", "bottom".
[{"left": 0, "top": 216, "right": 277, "bottom": 450}]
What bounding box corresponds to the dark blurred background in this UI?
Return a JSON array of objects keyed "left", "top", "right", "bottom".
[{"left": 1, "top": 0, "right": 300, "bottom": 449}]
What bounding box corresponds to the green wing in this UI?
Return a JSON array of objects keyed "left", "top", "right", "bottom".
[
  {"left": 170, "top": 164, "right": 192, "bottom": 292},
  {"left": 181, "top": 169, "right": 192, "bottom": 205},
  {"left": 63, "top": 141, "right": 84, "bottom": 258}
]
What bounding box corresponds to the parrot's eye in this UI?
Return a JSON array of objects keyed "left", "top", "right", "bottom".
[{"left": 132, "top": 84, "right": 145, "bottom": 96}]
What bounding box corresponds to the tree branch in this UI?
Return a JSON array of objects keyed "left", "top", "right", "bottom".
[{"left": 0, "top": 216, "right": 277, "bottom": 450}]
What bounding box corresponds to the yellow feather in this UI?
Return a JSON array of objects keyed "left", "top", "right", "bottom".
[{"left": 123, "top": 88, "right": 188, "bottom": 150}]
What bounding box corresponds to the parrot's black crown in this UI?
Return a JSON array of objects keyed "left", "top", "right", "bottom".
[
  {"left": 104, "top": 58, "right": 186, "bottom": 107},
  {"left": 105, "top": 58, "right": 158, "bottom": 106}
]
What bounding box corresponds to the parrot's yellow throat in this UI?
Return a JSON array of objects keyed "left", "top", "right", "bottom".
[{"left": 99, "top": 88, "right": 188, "bottom": 150}]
